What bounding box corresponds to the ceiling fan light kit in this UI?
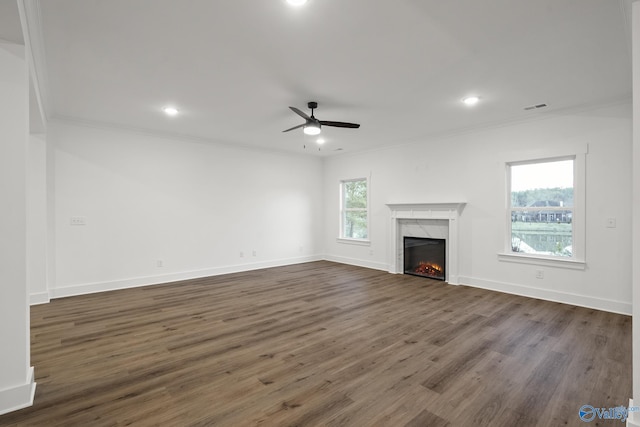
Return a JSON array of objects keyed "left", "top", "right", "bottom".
[
  {"left": 283, "top": 101, "right": 360, "bottom": 137},
  {"left": 303, "top": 124, "right": 321, "bottom": 135}
]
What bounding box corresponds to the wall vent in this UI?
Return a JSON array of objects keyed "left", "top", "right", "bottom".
[{"left": 524, "top": 103, "right": 548, "bottom": 111}]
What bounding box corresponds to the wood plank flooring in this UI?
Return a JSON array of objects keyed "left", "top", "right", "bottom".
[{"left": 0, "top": 261, "right": 631, "bottom": 426}]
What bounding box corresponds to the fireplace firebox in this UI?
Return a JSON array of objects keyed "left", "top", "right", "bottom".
[{"left": 404, "top": 237, "right": 446, "bottom": 281}]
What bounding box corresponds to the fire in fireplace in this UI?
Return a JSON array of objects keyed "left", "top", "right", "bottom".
[{"left": 404, "top": 237, "right": 446, "bottom": 281}]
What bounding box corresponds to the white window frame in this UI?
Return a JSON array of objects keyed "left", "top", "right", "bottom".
[
  {"left": 338, "top": 178, "right": 370, "bottom": 245},
  {"left": 498, "top": 150, "right": 586, "bottom": 270}
]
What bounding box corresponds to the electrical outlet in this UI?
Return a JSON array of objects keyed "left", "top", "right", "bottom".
[
  {"left": 70, "top": 216, "right": 86, "bottom": 226},
  {"left": 240, "top": 251, "right": 244, "bottom": 258},
  {"left": 252, "top": 250, "right": 257, "bottom": 257},
  {"left": 535, "top": 270, "right": 544, "bottom": 279},
  {"left": 606, "top": 218, "right": 617, "bottom": 228},
  {"left": 156, "top": 260, "right": 164, "bottom": 267}
]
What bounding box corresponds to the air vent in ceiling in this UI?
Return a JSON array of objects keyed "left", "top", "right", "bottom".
[{"left": 524, "top": 103, "right": 548, "bottom": 111}]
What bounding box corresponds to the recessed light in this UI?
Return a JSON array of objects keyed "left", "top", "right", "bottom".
[
  {"left": 462, "top": 96, "right": 479, "bottom": 106},
  {"left": 287, "top": 0, "right": 307, "bottom": 5},
  {"left": 162, "top": 106, "right": 179, "bottom": 116},
  {"left": 316, "top": 138, "right": 325, "bottom": 144}
]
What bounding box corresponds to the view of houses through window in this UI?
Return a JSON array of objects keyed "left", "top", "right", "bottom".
[
  {"left": 509, "top": 158, "right": 574, "bottom": 258},
  {"left": 340, "top": 178, "right": 368, "bottom": 240}
]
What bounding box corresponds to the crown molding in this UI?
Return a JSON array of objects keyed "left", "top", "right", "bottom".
[
  {"left": 329, "top": 95, "right": 632, "bottom": 160},
  {"left": 49, "top": 115, "right": 324, "bottom": 161}
]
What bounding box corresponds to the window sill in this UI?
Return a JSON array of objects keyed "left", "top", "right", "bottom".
[
  {"left": 497, "top": 252, "right": 586, "bottom": 270},
  {"left": 336, "top": 238, "right": 371, "bottom": 246}
]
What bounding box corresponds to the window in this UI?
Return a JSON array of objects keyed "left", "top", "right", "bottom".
[
  {"left": 506, "top": 156, "right": 584, "bottom": 265},
  {"left": 340, "top": 178, "right": 368, "bottom": 240}
]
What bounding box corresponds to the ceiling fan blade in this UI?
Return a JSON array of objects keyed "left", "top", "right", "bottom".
[
  {"left": 282, "top": 123, "right": 305, "bottom": 133},
  {"left": 289, "top": 106, "right": 311, "bottom": 120},
  {"left": 319, "top": 121, "right": 360, "bottom": 129}
]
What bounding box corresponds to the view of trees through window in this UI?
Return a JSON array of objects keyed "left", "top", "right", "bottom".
[
  {"left": 510, "top": 159, "right": 573, "bottom": 257},
  {"left": 341, "top": 179, "right": 368, "bottom": 239}
]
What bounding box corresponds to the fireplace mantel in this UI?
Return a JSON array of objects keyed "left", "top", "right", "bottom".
[
  {"left": 386, "top": 202, "right": 466, "bottom": 284},
  {"left": 386, "top": 202, "right": 466, "bottom": 218}
]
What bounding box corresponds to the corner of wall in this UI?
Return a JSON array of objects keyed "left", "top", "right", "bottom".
[{"left": 0, "top": 367, "right": 36, "bottom": 416}]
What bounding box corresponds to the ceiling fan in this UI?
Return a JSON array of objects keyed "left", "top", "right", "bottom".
[{"left": 283, "top": 101, "right": 360, "bottom": 136}]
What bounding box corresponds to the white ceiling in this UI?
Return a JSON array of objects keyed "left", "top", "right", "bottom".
[{"left": 24, "top": 0, "right": 635, "bottom": 155}]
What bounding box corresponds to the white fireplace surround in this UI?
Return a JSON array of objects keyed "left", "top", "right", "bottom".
[{"left": 386, "top": 203, "right": 466, "bottom": 284}]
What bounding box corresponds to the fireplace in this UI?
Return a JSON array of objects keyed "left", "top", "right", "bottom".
[
  {"left": 386, "top": 202, "right": 465, "bottom": 284},
  {"left": 404, "top": 237, "right": 446, "bottom": 281}
]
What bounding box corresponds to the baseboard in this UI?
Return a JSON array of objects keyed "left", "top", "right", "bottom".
[
  {"left": 29, "top": 291, "right": 50, "bottom": 305},
  {"left": 49, "top": 255, "right": 323, "bottom": 299},
  {"left": 0, "top": 367, "right": 36, "bottom": 416},
  {"left": 323, "top": 254, "right": 389, "bottom": 272},
  {"left": 458, "top": 275, "right": 631, "bottom": 315},
  {"left": 44, "top": 258, "right": 630, "bottom": 315},
  {"left": 626, "top": 399, "right": 640, "bottom": 426}
]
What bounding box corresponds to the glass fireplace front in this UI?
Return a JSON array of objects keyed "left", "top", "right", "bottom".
[{"left": 403, "top": 237, "right": 446, "bottom": 281}]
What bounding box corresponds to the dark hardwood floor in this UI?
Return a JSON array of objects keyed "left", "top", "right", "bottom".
[{"left": 0, "top": 261, "right": 631, "bottom": 426}]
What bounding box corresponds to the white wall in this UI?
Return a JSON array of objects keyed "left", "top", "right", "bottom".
[
  {"left": 630, "top": 0, "right": 640, "bottom": 421},
  {"left": 0, "top": 41, "right": 35, "bottom": 415},
  {"left": 48, "top": 121, "right": 324, "bottom": 297},
  {"left": 46, "top": 121, "right": 56, "bottom": 301},
  {"left": 27, "top": 133, "right": 49, "bottom": 304},
  {"left": 324, "top": 102, "right": 632, "bottom": 314}
]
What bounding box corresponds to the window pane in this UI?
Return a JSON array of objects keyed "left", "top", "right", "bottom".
[
  {"left": 511, "top": 160, "right": 573, "bottom": 208},
  {"left": 510, "top": 159, "right": 574, "bottom": 257},
  {"left": 343, "top": 211, "right": 368, "bottom": 239},
  {"left": 511, "top": 220, "right": 572, "bottom": 257},
  {"left": 344, "top": 180, "right": 367, "bottom": 209}
]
